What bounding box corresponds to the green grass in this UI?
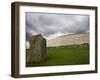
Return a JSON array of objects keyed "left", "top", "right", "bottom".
[{"left": 26, "top": 44, "right": 89, "bottom": 67}]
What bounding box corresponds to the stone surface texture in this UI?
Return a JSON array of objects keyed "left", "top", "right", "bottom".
[{"left": 26, "top": 34, "right": 46, "bottom": 63}]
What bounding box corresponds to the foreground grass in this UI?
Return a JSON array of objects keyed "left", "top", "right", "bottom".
[{"left": 26, "top": 44, "right": 89, "bottom": 67}]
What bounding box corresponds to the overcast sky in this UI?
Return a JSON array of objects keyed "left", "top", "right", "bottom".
[{"left": 25, "top": 12, "right": 89, "bottom": 48}]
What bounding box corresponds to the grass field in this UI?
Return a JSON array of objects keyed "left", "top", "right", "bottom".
[{"left": 26, "top": 44, "right": 89, "bottom": 67}]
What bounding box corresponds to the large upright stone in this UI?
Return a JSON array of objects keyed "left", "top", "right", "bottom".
[{"left": 26, "top": 34, "right": 46, "bottom": 63}]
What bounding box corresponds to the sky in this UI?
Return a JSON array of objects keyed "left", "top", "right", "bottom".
[{"left": 25, "top": 12, "right": 89, "bottom": 49}]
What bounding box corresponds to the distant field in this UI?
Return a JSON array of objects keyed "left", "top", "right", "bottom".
[{"left": 26, "top": 44, "right": 89, "bottom": 67}]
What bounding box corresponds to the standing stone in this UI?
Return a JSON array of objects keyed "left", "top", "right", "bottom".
[{"left": 26, "top": 34, "right": 46, "bottom": 63}]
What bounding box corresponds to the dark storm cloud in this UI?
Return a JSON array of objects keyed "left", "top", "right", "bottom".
[{"left": 26, "top": 12, "right": 89, "bottom": 41}]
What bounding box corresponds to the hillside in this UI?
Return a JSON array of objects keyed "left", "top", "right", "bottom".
[{"left": 47, "top": 33, "right": 89, "bottom": 47}]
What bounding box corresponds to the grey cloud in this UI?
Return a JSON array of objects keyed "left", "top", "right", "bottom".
[{"left": 26, "top": 12, "right": 89, "bottom": 41}]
